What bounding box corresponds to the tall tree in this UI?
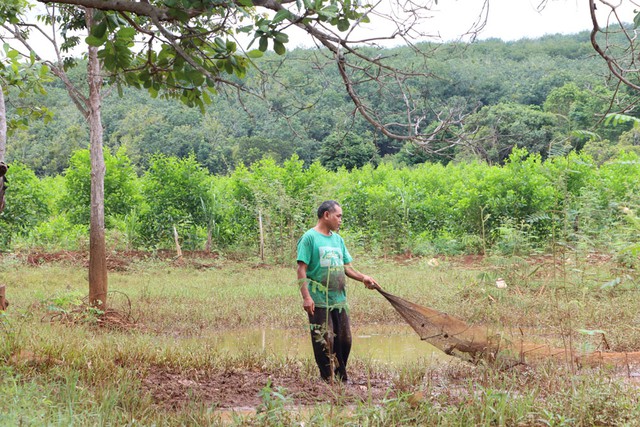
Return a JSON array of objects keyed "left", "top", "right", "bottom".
[
  {"left": 1, "top": 4, "right": 109, "bottom": 308},
  {"left": 33, "top": 0, "right": 488, "bottom": 154}
]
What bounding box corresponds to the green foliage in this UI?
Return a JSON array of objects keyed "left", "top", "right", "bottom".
[
  {"left": 20, "top": 215, "right": 88, "bottom": 251},
  {"left": 459, "top": 103, "right": 558, "bottom": 163},
  {"left": 319, "top": 131, "right": 380, "bottom": 171},
  {"left": 256, "top": 379, "right": 292, "bottom": 426},
  {"left": 0, "top": 44, "right": 53, "bottom": 135},
  {"left": 3, "top": 144, "right": 640, "bottom": 258},
  {"left": 138, "top": 153, "right": 213, "bottom": 248},
  {"left": 73, "top": 0, "right": 375, "bottom": 109},
  {"left": 0, "top": 310, "right": 31, "bottom": 362},
  {"left": 58, "top": 147, "right": 141, "bottom": 227},
  {"left": 226, "top": 156, "right": 330, "bottom": 259},
  {"left": 0, "top": 162, "right": 49, "bottom": 248}
]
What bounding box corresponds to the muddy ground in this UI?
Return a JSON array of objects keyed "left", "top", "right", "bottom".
[{"left": 142, "top": 365, "right": 406, "bottom": 410}]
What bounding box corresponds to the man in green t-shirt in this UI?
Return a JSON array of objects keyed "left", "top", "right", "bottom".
[{"left": 296, "top": 200, "right": 379, "bottom": 383}]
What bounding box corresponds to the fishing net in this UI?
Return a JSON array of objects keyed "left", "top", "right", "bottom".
[{"left": 377, "top": 289, "right": 640, "bottom": 369}]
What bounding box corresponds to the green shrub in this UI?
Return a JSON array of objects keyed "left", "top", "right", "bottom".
[{"left": 0, "top": 162, "right": 49, "bottom": 249}]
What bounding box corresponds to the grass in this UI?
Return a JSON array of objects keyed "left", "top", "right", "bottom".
[{"left": 1, "top": 252, "right": 640, "bottom": 425}]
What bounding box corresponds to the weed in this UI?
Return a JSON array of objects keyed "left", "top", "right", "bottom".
[{"left": 256, "top": 379, "right": 292, "bottom": 426}]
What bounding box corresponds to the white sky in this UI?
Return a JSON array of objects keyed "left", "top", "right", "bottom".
[
  {"left": 286, "top": 0, "right": 637, "bottom": 48},
  {"left": 436, "top": 0, "right": 630, "bottom": 41}
]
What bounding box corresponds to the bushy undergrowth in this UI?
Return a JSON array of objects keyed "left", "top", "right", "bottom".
[{"left": 1, "top": 149, "right": 639, "bottom": 260}]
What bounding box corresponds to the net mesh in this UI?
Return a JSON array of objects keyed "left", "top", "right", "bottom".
[{"left": 378, "top": 289, "right": 640, "bottom": 368}]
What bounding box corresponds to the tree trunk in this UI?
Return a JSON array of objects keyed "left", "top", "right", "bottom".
[
  {"left": 86, "top": 10, "right": 108, "bottom": 310},
  {"left": 173, "top": 225, "right": 183, "bottom": 258},
  {"left": 258, "top": 209, "right": 264, "bottom": 261}
]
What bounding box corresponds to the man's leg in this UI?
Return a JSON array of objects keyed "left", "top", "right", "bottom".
[
  {"left": 308, "top": 307, "right": 334, "bottom": 381},
  {"left": 331, "top": 308, "right": 352, "bottom": 382}
]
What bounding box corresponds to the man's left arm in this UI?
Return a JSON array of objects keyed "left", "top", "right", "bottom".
[{"left": 344, "top": 264, "right": 380, "bottom": 290}]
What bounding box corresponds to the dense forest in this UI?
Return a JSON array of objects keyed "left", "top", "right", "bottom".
[{"left": 2, "top": 31, "right": 640, "bottom": 260}]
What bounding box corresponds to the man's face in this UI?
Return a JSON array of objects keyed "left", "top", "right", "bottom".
[{"left": 325, "top": 205, "right": 343, "bottom": 231}]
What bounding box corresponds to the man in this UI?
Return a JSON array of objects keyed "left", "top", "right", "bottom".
[
  {"left": 296, "top": 200, "right": 379, "bottom": 383},
  {"left": 0, "top": 162, "right": 7, "bottom": 213}
]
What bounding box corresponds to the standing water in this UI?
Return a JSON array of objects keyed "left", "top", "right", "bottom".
[{"left": 208, "top": 324, "right": 448, "bottom": 365}]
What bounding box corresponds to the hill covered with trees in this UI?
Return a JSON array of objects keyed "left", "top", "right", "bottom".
[{"left": 5, "top": 31, "right": 637, "bottom": 176}]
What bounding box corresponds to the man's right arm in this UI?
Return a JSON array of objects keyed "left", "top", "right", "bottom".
[{"left": 297, "top": 261, "right": 315, "bottom": 316}]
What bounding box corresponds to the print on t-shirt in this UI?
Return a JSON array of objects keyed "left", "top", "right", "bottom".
[{"left": 319, "top": 245, "right": 346, "bottom": 292}]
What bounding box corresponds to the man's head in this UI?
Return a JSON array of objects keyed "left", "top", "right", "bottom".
[{"left": 317, "top": 200, "right": 343, "bottom": 232}]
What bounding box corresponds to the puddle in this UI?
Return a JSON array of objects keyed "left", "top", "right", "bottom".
[{"left": 207, "top": 325, "right": 446, "bottom": 365}]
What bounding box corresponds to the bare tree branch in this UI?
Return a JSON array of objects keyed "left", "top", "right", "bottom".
[{"left": 589, "top": 0, "right": 640, "bottom": 92}]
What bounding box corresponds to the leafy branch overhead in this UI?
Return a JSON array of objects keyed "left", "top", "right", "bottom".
[
  {"left": 33, "top": 0, "right": 477, "bottom": 147},
  {"left": 0, "top": 44, "right": 53, "bottom": 135}
]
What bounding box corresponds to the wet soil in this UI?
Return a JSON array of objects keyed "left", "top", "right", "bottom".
[{"left": 142, "top": 364, "right": 397, "bottom": 410}]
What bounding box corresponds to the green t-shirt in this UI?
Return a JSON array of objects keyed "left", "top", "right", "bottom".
[{"left": 297, "top": 228, "right": 353, "bottom": 309}]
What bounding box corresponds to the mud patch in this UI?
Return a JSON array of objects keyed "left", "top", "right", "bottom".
[{"left": 142, "top": 365, "right": 396, "bottom": 409}]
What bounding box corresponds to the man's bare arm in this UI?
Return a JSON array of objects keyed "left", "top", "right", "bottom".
[
  {"left": 345, "top": 264, "right": 380, "bottom": 290},
  {"left": 297, "top": 261, "right": 315, "bottom": 315}
]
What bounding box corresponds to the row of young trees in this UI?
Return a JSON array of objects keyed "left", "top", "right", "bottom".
[{"left": 2, "top": 148, "right": 638, "bottom": 261}]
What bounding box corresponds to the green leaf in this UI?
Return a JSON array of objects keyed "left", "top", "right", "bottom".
[
  {"left": 85, "top": 35, "right": 106, "bottom": 47},
  {"left": 258, "top": 35, "right": 268, "bottom": 52},
  {"left": 214, "top": 37, "right": 226, "bottom": 50},
  {"left": 237, "top": 25, "right": 254, "bottom": 34},
  {"left": 189, "top": 70, "right": 205, "bottom": 86},
  {"left": 117, "top": 27, "right": 137, "bottom": 39},
  {"left": 273, "top": 32, "right": 289, "bottom": 43},
  {"left": 337, "top": 18, "right": 350, "bottom": 32},
  {"left": 319, "top": 4, "right": 339, "bottom": 18},
  {"left": 634, "top": 11, "right": 640, "bottom": 29},
  {"left": 272, "top": 9, "right": 292, "bottom": 24},
  {"left": 202, "top": 89, "right": 211, "bottom": 104},
  {"left": 604, "top": 113, "right": 640, "bottom": 127},
  {"left": 6, "top": 49, "right": 19, "bottom": 59},
  {"left": 91, "top": 20, "right": 108, "bottom": 39},
  {"left": 246, "top": 49, "right": 264, "bottom": 58},
  {"left": 273, "top": 40, "right": 286, "bottom": 55}
]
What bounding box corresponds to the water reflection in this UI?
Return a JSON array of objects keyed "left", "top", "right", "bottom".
[{"left": 209, "top": 325, "right": 447, "bottom": 365}]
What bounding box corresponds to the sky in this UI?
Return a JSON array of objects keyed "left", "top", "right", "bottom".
[
  {"left": 435, "top": 0, "right": 597, "bottom": 41},
  {"left": 438, "top": 0, "right": 634, "bottom": 41},
  {"left": 286, "top": 0, "right": 637, "bottom": 48}
]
